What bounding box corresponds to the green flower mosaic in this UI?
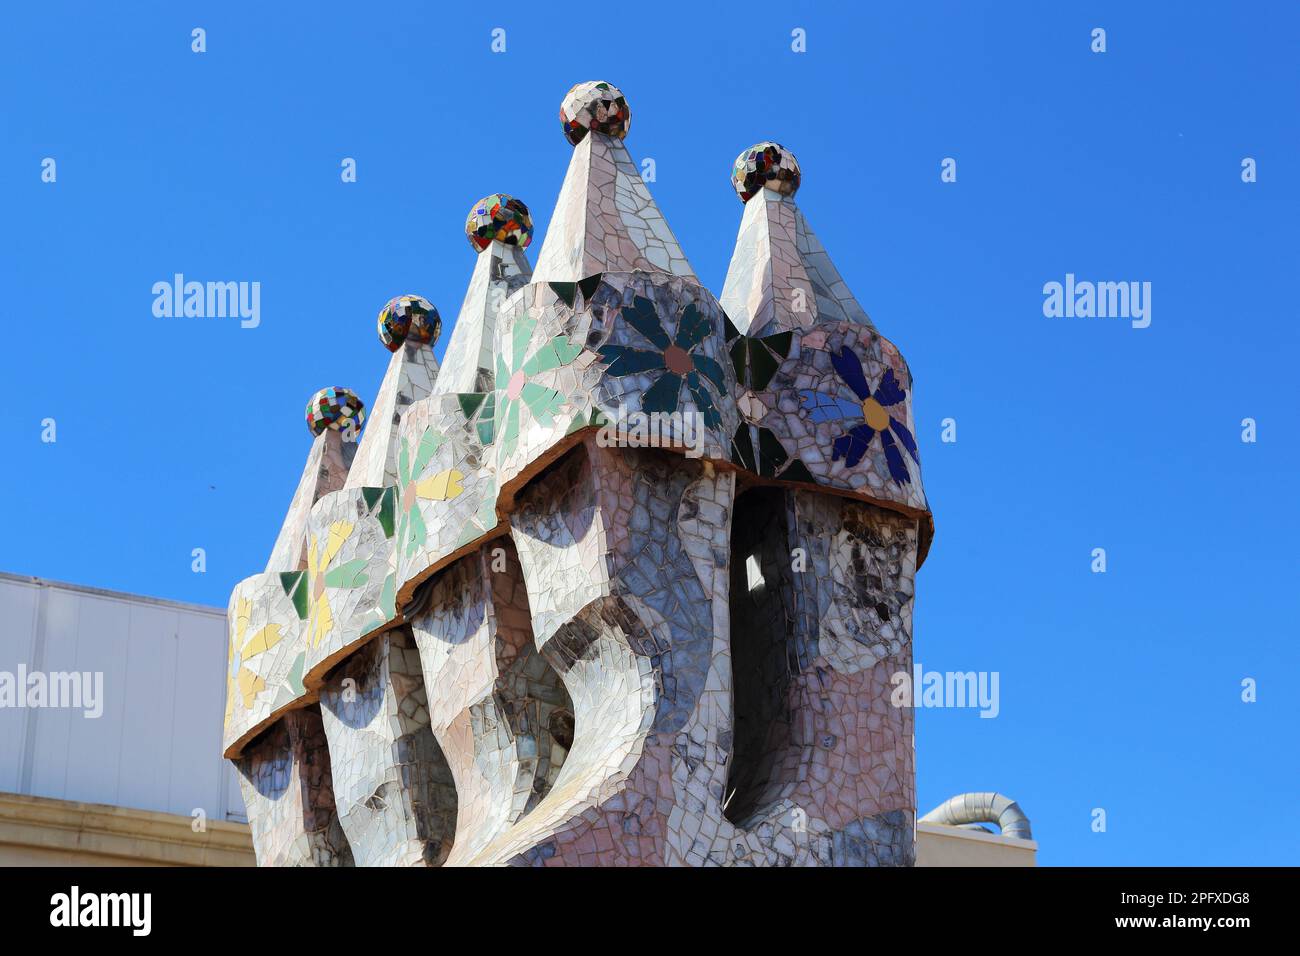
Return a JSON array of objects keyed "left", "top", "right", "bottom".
[
  {"left": 395, "top": 427, "right": 465, "bottom": 558},
  {"left": 495, "top": 313, "right": 583, "bottom": 456}
]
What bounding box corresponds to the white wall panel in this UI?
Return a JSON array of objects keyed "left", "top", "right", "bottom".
[
  {"left": 115, "top": 602, "right": 179, "bottom": 813},
  {"left": 0, "top": 573, "right": 245, "bottom": 821},
  {"left": 168, "top": 610, "right": 227, "bottom": 818},
  {"left": 0, "top": 579, "right": 40, "bottom": 793},
  {"left": 62, "top": 593, "right": 131, "bottom": 807},
  {"left": 27, "top": 586, "right": 80, "bottom": 801}
]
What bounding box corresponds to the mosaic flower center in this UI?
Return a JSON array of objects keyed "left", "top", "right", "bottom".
[
  {"left": 861, "top": 396, "right": 891, "bottom": 431},
  {"left": 507, "top": 370, "right": 527, "bottom": 400},
  {"left": 312, "top": 571, "right": 326, "bottom": 600},
  {"left": 403, "top": 480, "right": 417, "bottom": 511},
  {"left": 664, "top": 344, "right": 693, "bottom": 375}
]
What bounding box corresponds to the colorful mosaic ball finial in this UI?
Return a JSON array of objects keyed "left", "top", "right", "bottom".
[
  {"left": 731, "top": 142, "right": 802, "bottom": 203},
  {"left": 378, "top": 295, "right": 441, "bottom": 352},
  {"left": 306, "top": 386, "right": 366, "bottom": 436},
  {"left": 465, "top": 194, "right": 534, "bottom": 253},
  {"left": 560, "top": 81, "right": 631, "bottom": 145}
]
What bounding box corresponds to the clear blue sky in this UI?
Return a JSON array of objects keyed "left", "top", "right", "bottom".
[{"left": 2, "top": 2, "right": 1296, "bottom": 866}]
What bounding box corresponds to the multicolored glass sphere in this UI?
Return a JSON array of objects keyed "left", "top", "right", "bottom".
[
  {"left": 465, "top": 194, "right": 533, "bottom": 252},
  {"left": 560, "top": 81, "right": 631, "bottom": 145},
  {"left": 306, "top": 386, "right": 366, "bottom": 436},
  {"left": 731, "top": 142, "right": 801, "bottom": 202},
  {"left": 377, "top": 295, "right": 441, "bottom": 352}
]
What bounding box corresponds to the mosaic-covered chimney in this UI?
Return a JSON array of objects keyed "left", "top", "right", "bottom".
[{"left": 223, "top": 81, "right": 933, "bottom": 867}]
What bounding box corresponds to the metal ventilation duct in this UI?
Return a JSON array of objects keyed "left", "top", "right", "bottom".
[{"left": 921, "top": 792, "right": 1033, "bottom": 841}]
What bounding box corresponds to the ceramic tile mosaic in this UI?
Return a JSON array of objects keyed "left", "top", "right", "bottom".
[
  {"left": 306, "top": 385, "right": 366, "bottom": 436},
  {"left": 264, "top": 428, "right": 356, "bottom": 573},
  {"left": 346, "top": 335, "right": 441, "bottom": 491},
  {"left": 378, "top": 295, "right": 441, "bottom": 352},
  {"left": 722, "top": 173, "right": 875, "bottom": 335},
  {"left": 392, "top": 392, "right": 501, "bottom": 603},
  {"left": 435, "top": 238, "right": 532, "bottom": 396},
  {"left": 236, "top": 708, "right": 353, "bottom": 867},
  {"left": 286, "top": 321, "right": 446, "bottom": 688},
  {"left": 729, "top": 318, "right": 930, "bottom": 519},
  {"left": 228, "top": 417, "right": 358, "bottom": 867},
  {"left": 532, "top": 116, "right": 693, "bottom": 282},
  {"left": 408, "top": 541, "right": 573, "bottom": 863},
  {"left": 317, "top": 627, "right": 458, "bottom": 865},
  {"left": 724, "top": 488, "right": 917, "bottom": 859},
  {"left": 230, "top": 427, "right": 356, "bottom": 754},
  {"left": 486, "top": 272, "right": 742, "bottom": 496},
  {"left": 223, "top": 572, "right": 308, "bottom": 749},
  {"left": 236, "top": 303, "right": 451, "bottom": 865},
  {"left": 299, "top": 486, "right": 399, "bottom": 679},
  {"left": 731, "top": 141, "right": 802, "bottom": 203},
  {"left": 559, "top": 80, "right": 631, "bottom": 145},
  {"left": 226, "top": 81, "right": 933, "bottom": 867},
  {"left": 465, "top": 194, "right": 534, "bottom": 252}
]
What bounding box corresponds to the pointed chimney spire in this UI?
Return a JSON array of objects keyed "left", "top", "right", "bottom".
[
  {"left": 266, "top": 388, "right": 363, "bottom": 571},
  {"left": 721, "top": 142, "right": 874, "bottom": 338},
  {"left": 533, "top": 81, "right": 694, "bottom": 282},
  {"left": 343, "top": 295, "right": 443, "bottom": 489},
  {"left": 433, "top": 194, "right": 534, "bottom": 395}
]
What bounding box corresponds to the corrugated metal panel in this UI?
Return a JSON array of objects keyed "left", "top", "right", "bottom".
[{"left": 0, "top": 572, "right": 246, "bottom": 822}]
